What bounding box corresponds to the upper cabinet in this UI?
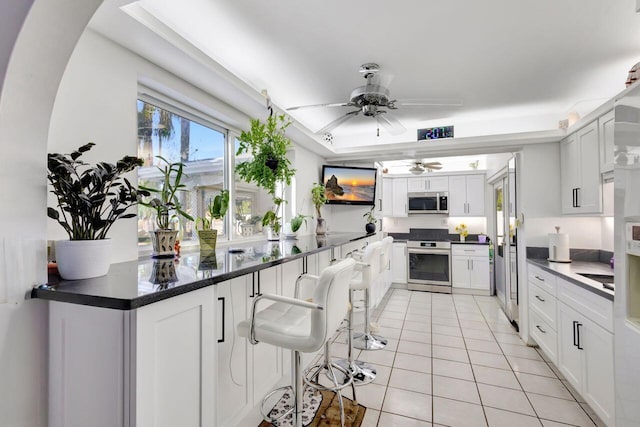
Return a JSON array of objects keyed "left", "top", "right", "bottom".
[
  {"left": 598, "top": 110, "right": 615, "bottom": 174},
  {"left": 449, "top": 174, "right": 485, "bottom": 216},
  {"left": 407, "top": 176, "right": 449, "bottom": 193},
  {"left": 561, "top": 121, "right": 602, "bottom": 214},
  {"left": 382, "top": 177, "right": 408, "bottom": 217}
]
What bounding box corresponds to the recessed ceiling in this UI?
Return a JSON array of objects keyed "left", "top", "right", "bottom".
[{"left": 90, "top": 0, "right": 640, "bottom": 148}]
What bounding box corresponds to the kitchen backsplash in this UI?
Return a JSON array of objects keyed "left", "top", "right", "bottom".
[{"left": 526, "top": 246, "right": 614, "bottom": 264}]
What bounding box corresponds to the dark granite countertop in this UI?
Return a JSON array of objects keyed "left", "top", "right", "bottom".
[
  {"left": 31, "top": 232, "right": 375, "bottom": 310},
  {"left": 527, "top": 258, "right": 614, "bottom": 301}
]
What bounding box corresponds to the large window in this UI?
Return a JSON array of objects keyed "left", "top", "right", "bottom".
[
  {"left": 136, "top": 99, "right": 270, "bottom": 247},
  {"left": 137, "top": 99, "right": 226, "bottom": 245}
]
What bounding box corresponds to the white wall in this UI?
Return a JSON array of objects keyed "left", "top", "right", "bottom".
[
  {"left": 0, "top": 2, "right": 104, "bottom": 426},
  {"left": 287, "top": 144, "right": 328, "bottom": 235}
]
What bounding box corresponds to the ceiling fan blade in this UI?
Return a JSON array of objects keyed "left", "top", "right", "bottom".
[
  {"left": 396, "top": 98, "right": 463, "bottom": 107},
  {"left": 317, "top": 110, "right": 359, "bottom": 134},
  {"left": 287, "top": 102, "right": 354, "bottom": 111},
  {"left": 377, "top": 114, "right": 406, "bottom": 136},
  {"left": 422, "top": 161, "right": 443, "bottom": 168}
]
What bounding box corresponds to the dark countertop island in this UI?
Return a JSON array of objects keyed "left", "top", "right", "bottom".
[
  {"left": 32, "top": 232, "right": 375, "bottom": 310},
  {"left": 527, "top": 258, "right": 614, "bottom": 301}
]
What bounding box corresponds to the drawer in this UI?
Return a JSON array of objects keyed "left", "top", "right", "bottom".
[
  {"left": 557, "top": 277, "right": 614, "bottom": 333},
  {"left": 529, "top": 282, "right": 557, "bottom": 330},
  {"left": 529, "top": 308, "right": 558, "bottom": 365},
  {"left": 452, "top": 245, "right": 489, "bottom": 257},
  {"left": 528, "top": 264, "right": 557, "bottom": 296}
]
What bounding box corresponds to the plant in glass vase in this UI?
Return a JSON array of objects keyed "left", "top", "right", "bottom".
[
  {"left": 140, "top": 156, "right": 194, "bottom": 257},
  {"left": 235, "top": 113, "right": 296, "bottom": 240},
  {"left": 455, "top": 223, "right": 469, "bottom": 242},
  {"left": 311, "top": 182, "right": 327, "bottom": 235},
  {"left": 47, "top": 143, "right": 144, "bottom": 279}
]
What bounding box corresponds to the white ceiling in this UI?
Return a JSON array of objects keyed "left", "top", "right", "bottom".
[{"left": 89, "top": 0, "right": 640, "bottom": 149}]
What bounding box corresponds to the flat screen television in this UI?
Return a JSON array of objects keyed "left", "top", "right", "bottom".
[{"left": 321, "top": 165, "right": 377, "bottom": 206}]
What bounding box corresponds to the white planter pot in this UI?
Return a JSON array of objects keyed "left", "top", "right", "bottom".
[{"left": 55, "top": 239, "right": 112, "bottom": 280}]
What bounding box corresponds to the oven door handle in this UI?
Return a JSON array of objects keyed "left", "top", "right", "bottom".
[{"left": 408, "top": 249, "right": 451, "bottom": 255}]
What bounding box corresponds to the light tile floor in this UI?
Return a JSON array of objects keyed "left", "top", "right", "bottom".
[{"left": 331, "top": 289, "right": 605, "bottom": 427}]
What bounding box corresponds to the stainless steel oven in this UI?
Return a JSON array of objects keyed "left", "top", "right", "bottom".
[{"left": 407, "top": 241, "right": 452, "bottom": 293}]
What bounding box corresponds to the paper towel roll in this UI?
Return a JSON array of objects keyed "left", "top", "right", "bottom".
[{"left": 548, "top": 233, "right": 570, "bottom": 262}]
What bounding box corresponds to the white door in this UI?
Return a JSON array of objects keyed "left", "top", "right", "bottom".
[
  {"left": 392, "top": 243, "right": 407, "bottom": 284},
  {"left": 382, "top": 178, "right": 393, "bottom": 217},
  {"left": 427, "top": 176, "right": 449, "bottom": 192},
  {"left": 392, "top": 178, "right": 408, "bottom": 217},
  {"left": 216, "top": 278, "right": 251, "bottom": 426},
  {"left": 448, "top": 175, "right": 467, "bottom": 216},
  {"left": 582, "top": 318, "right": 615, "bottom": 426},
  {"left": 599, "top": 110, "right": 615, "bottom": 173},
  {"left": 465, "top": 175, "right": 485, "bottom": 216},
  {"left": 469, "top": 256, "right": 490, "bottom": 290},
  {"left": 249, "top": 268, "right": 284, "bottom": 404},
  {"left": 576, "top": 122, "right": 601, "bottom": 214},
  {"left": 451, "top": 256, "right": 471, "bottom": 288},
  {"left": 136, "top": 287, "right": 216, "bottom": 427},
  {"left": 557, "top": 302, "right": 583, "bottom": 391},
  {"left": 560, "top": 134, "right": 580, "bottom": 214},
  {"left": 407, "top": 177, "right": 425, "bottom": 192}
]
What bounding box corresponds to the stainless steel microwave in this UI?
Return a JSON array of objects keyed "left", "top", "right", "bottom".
[{"left": 407, "top": 192, "right": 448, "bottom": 214}]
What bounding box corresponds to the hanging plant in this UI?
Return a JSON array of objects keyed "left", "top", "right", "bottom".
[{"left": 235, "top": 113, "right": 296, "bottom": 234}]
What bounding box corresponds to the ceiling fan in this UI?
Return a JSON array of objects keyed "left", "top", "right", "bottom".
[
  {"left": 408, "top": 160, "right": 443, "bottom": 175},
  {"left": 286, "top": 63, "right": 462, "bottom": 136}
]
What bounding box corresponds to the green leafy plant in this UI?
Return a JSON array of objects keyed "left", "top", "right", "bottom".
[
  {"left": 196, "top": 190, "right": 229, "bottom": 231},
  {"left": 47, "top": 142, "right": 144, "bottom": 240},
  {"left": 235, "top": 114, "right": 296, "bottom": 234},
  {"left": 140, "top": 156, "right": 194, "bottom": 229},
  {"left": 363, "top": 206, "right": 377, "bottom": 224},
  {"left": 311, "top": 183, "right": 327, "bottom": 218},
  {"left": 290, "top": 213, "right": 309, "bottom": 233}
]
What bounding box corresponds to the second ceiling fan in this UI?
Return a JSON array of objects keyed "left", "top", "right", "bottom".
[{"left": 287, "top": 63, "right": 462, "bottom": 136}]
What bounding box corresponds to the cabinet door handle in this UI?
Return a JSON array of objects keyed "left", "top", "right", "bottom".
[
  {"left": 576, "top": 188, "right": 581, "bottom": 207},
  {"left": 534, "top": 275, "right": 545, "bottom": 282},
  {"left": 572, "top": 320, "right": 579, "bottom": 347},
  {"left": 256, "top": 271, "right": 262, "bottom": 296},
  {"left": 218, "top": 297, "right": 225, "bottom": 343},
  {"left": 576, "top": 322, "right": 583, "bottom": 350},
  {"left": 378, "top": 198, "right": 382, "bottom": 211},
  {"left": 470, "top": 259, "right": 474, "bottom": 270},
  {"left": 250, "top": 272, "right": 256, "bottom": 297},
  {"left": 572, "top": 188, "right": 576, "bottom": 208},
  {"left": 535, "top": 295, "right": 545, "bottom": 302},
  {"left": 536, "top": 325, "right": 546, "bottom": 334}
]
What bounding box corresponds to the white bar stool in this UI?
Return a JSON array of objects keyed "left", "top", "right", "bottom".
[{"left": 237, "top": 258, "right": 356, "bottom": 427}]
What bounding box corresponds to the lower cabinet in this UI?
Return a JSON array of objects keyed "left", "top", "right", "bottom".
[
  {"left": 451, "top": 245, "right": 490, "bottom": 291},
  {"left": 392, "top": 242, "right": 407, "bottom": 284},
  {"left": 557, "top": 302, "right": 615, "bottom": 427}
]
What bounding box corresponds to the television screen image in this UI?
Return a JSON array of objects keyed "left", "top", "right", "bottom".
[{"left": 322, "top": 165, "right": 377, "bottom": 206}]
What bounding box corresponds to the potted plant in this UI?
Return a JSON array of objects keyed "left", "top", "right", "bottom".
[
  {"left": 195, "top": 189, "right": 229, "bottom": 250},
  {"left": 311, "top": 182, "right": 327, "bottom": 235},
  {"left": 284, "top": 213, "right": 309, "bottom": 239},
  {"left": 363, "top": 206, "right": 377, "bottom": 234},
  {"left": 235, "top": 113, "right": 296, "bottom": 240},
  {"left": 455, "top": 223, "right": 469, "bottom": 242},
  {"left": 47, "top": 143, "right": 144, "bottom": 280},
  {"left": 140, "top": 156, "right": 194, "bottom": 257}
]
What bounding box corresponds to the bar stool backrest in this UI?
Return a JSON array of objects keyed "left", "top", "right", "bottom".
[
  {"left": 359, "top": 241, "right": 382, "bottom": 288},
  {"left": 310, "top": 258, "right": 356, "bottom": 351}
]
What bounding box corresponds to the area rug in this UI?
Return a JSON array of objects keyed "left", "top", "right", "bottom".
[{"left": 259, "top": 386, "right": 366, "bottom": 427}]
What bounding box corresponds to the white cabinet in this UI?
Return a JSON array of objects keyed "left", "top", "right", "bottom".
[
  {"left": 557, "top": 302, "right": 615, "bottom": 426},
  {"left": 448, "top": 174, "right": 485, "bottom": 216},
  {"left": 216, "top": 277, "right": 251, "bottom": 427},
  {"left": 598, "top": 109, "right": 615, "bottom": 174},
  {"left": 248, "top": 268, "right": 284, "bottom": 405},
  {"left": 407, "top": 176, "right": 448, "bottom": 193},
  {"left": 391, "top": 242, "right": 407, "bottom": 284},
  {"left": 451, "top": 245, "right": 490, "bottom": 291},
  {"left": 381, "top": 178, "right": 393, "bottom": 217},
  {"left": 136, "top": 286, "right": 217, "bottom": 427},
  {"left": 381, "top": 177, "right": 407, "bottom": 217},
  {"left": 392, "top": 178, "right": 408, "bottom": 217},
  {"left": 560, "top": 121, "right": 602, "bottom": 214}
]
